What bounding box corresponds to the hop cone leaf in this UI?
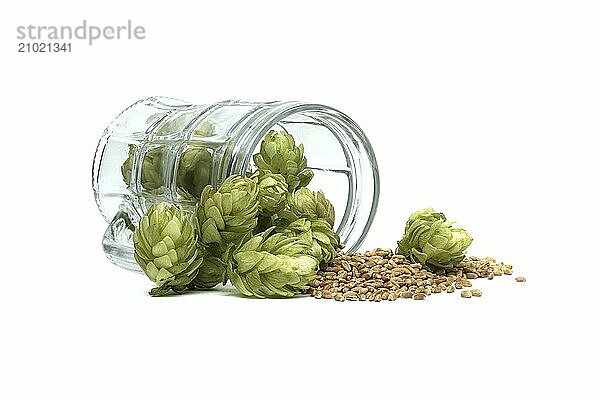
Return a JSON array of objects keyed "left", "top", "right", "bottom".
[
  {"left": 190, "top": 255, "right": 227, "bottom": 290},
  {"left": 252, "top": 130, "right": 313, "bottom": 191},
  {"left": 251, "top": 170, "right": 288, "bottom": 215},
  {"left": 280, "top": 218, "right": 339, "bottom": 267},
  {"left": 133, "top": 203, "right": 202, "bottom": 296},
  {"left": 280, "top": 187, "right": 335, "bottom": 227},
  {"left": 195, "top": 175, "right": 259, "bottom": 250},
  {"left": 395, "top": 208, "right": 473, "bottom": 270},
  {"left": 227, "top": 228, "right": 318, "bottom": 298}
]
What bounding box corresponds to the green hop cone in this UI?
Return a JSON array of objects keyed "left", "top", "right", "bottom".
[
  {"left": 280, "top": 218, "right": 339, "bottom": 267},
  {"left": 251, "top": 170, "right": 288, "bottom": 215},
  {"left": 227, "top": 227, "right": 318, "bottom": 298},
  {"left": 121, "top": 145, "right": 165, "bottom": 192},
  {"left": 191, "top": 255, "right": 227, "bottom": 290},
  {"left": 395, "top": 208, "right": 473, "bottom": 270},
  {"left": 176, "top": 145, "right": 213, "bottom": 200},
  {"left": 195, "top": 175, "right": 259, "bottom": 250},
  {"left": 121, "top": 121, "right": 215, "bottom": 197},
  {"left": 252, "top": 130, "right": 314, "bottom": 192},
  {"left": 175, "top": 121, "right": 216, "bottom": 200},
  {"left": 133, "top": 203, "right": 203, "bottom": 296},
  {"left": 280, "top": 187, "right": 335, "bottom": 227}
]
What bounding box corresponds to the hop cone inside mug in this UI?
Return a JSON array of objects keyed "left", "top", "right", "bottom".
[
  {"left": 252, "top": 130, "right": 313, "bottom": 192},
  {"left": 280, "top": 187, "right": 335, "bottom": 227},
  {"left": 252, "top": 170, "right": 288, "bottom": 215},
  {"left": 195, "top": 175, "right": 259, "bottom": 251}
]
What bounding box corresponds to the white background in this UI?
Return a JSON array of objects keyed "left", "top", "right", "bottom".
[{"left": 1, "top": 1, "right": 599, "bottom": 398}]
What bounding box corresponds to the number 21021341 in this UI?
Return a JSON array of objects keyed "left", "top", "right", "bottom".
[{"left": 18, "top": 42, "right": 72, "bottom": 53}]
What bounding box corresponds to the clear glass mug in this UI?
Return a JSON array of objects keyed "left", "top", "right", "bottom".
[{"left": 92, "top": 97, "right": 380, "bottom": 271}]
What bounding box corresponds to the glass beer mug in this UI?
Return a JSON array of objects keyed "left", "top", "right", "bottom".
[{"left": 92, "top": 97, "right": 380, "bottom": 271}]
